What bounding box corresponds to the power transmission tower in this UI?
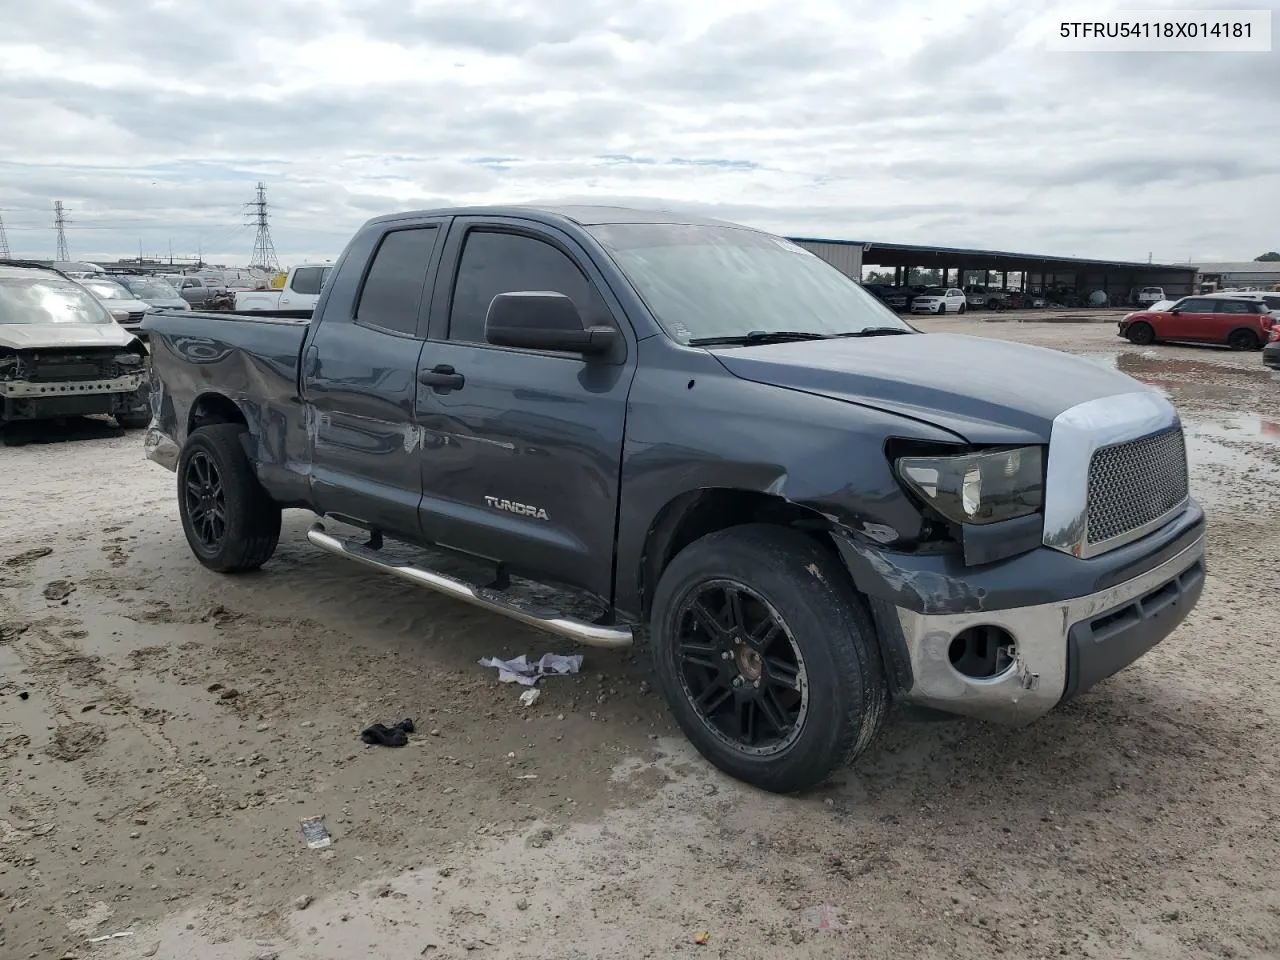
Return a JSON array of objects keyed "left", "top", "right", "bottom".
[
  {"left": 53, "top": 201, "right": 71, "bottom": 261},
  {"left": 0, "top": 214, "right": 10, "bottom": 259},
  {"left": 245, "top": 182, "right": 280, "bottom": 271}
]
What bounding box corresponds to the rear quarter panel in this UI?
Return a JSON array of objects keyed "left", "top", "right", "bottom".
[{"left": 143, "top": 311, "right": 312, "bottom": 504}]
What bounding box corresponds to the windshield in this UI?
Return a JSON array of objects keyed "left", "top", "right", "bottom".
[
  {"left": 0, "top": 277, "right": 113, "bottom": 325},
  {"left": 117, "top": 276, "right": 179, "bottom": 299},
  {"left": 586, "top": 223, "right": 910, "bottom": 343},
  {"left": 82, "top": 279, "right": 133, "bottom": 301}
]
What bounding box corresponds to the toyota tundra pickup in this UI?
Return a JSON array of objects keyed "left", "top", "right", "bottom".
[{"left": 140, "top": 206, "right": 1206, "bottom": 793}]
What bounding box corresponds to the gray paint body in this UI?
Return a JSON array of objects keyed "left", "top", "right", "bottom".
[{"left": 142, "top": 205, "right": 1203, "bottom": 629}]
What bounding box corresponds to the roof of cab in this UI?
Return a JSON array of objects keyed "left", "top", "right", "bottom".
[{"left": 363, "top": 204, "right": 747, "bottom": 230}]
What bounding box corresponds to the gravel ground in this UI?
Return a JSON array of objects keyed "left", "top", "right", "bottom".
[{"left": 1, "top": 322, "right": 1278, "bottom": 960}]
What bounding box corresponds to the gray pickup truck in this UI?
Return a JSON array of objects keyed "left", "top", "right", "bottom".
[{"left": 141, "top": 205, "right": 1205, "bottom": 792}]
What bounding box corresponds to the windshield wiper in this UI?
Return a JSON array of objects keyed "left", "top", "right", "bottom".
[
  {"left": 688, "top": 330, "right": 832, "bottom": 346},
  {"left": 832, "top": 327, "right": 915, "bottom": 338}
]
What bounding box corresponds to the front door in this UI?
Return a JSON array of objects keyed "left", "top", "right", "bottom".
[
  {"left": 413, "top": 217, "right": 637, "bottom": 601},
  {"left": 1164, "top": 297, "right": 1214, "bottom": 340}
]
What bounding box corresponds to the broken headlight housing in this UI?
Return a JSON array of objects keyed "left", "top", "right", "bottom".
[{"left": 896, "top": 446, "right": 1045, "bottom": 526}]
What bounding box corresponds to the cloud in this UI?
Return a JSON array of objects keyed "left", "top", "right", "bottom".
[{"left": 0, "top": 0, "right": 1276, "bottom": 265}]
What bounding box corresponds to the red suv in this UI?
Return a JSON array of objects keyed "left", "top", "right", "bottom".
[{"left": 1118, "top": 296, "right": 1273, "bottom": 350}]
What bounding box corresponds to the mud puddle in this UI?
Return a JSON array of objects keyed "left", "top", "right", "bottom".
[
  {"left": 1081, "top": 350, "right": 1277, "bottom": 403},
  {"left": 1182, "top": 413, "right": 1280, "bottom": 507}
]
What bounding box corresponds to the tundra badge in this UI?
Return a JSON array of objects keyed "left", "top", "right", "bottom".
[{"left": 484, "top": 496, "right": 549, "bottom": 521}]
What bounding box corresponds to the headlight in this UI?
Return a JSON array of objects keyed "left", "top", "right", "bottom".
[
  {"left": 896, "top": 446, "right": 1044, "bottom": 525},
  {"left": 109, "top": 309, "right": 130, "bottom": 320},
  {"left": 114, "top": 353, "right": 144, "bottom": 367}
]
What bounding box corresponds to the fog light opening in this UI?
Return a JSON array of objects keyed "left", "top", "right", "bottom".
[{"left": 948, "top": 625, "right": 1017, "bottom": 680}]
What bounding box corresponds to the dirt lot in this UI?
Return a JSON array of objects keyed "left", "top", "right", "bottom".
[{"left": 2, "top": 322, "right": 1278, "bottom": 960}]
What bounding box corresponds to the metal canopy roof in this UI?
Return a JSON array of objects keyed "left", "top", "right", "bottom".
[{"left": 787, "top": 236, "right": 1193, "bottom": 273}]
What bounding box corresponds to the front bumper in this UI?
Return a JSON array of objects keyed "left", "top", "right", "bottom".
[
  {"left": 889, "top": 534, "right": 1203, "bottom": 722},
  {"left": 0, "top": 373, "right": 148, "bottom": 422},
  {"left": 834, "top": 500, "right": 1206, "bottom": 724}
]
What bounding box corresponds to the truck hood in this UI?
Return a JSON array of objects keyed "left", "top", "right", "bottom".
[
  {"left": 0, "top": 323, "right": 136, "bottom": 350},
  {"left": 711, "top": 332, "right": 1152, "bottom": 445}
]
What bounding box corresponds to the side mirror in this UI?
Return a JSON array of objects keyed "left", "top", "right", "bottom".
[
  {"left": 1169, "top": 308, "right": 1181, "bottom": 314},
  {"left": 484, "top": 291, "right": 618, "bottom": 357}
]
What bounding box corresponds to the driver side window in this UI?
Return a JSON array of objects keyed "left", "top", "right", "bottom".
[{"left": 447, "top": 230, "right": 609, "bottom": 345}]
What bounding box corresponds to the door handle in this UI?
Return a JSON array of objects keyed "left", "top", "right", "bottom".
[{"left": 418, "top": 364, "right": 465, "bottom": 391}]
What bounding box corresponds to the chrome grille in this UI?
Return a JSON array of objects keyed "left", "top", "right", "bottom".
[
  {"left": 125, "top": 311, "right": 147, "bottom": 323},
  {"left": 1086, "top": 427, "right": 1188, "bottom": 546}
]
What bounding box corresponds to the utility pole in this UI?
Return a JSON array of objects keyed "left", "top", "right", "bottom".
[
  {"left": 54, "top": 201, "right": 71, "bottom": 261},
  {"left": 0, "top": 214, "right": 10, "bottom": 259},
  {"left": 245, "top": 181, "right": 280, "bottom": 272}
]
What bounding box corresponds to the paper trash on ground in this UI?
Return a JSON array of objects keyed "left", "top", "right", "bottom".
[{"left": 479, "top": 653, "right": 584, "bottom": 686}]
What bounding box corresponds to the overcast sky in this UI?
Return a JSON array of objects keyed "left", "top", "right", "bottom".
[{"left": 1, "top": 0, "right": 1276, "bottom": 267}]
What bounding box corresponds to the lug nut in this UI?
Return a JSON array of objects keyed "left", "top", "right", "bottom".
[
  {"left": 732, "top": 676, "right": 743, "bottom": 687},
  {"left": 721, "top": 651, "right": 732, "bottom": 660}
]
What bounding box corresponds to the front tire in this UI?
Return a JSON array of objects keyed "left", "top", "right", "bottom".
[
  {"left": 1126, "top": 321, "right": 1156, "bottom": 345},
  {"left": 650, "top": 524, "right": 887, "bottom": 793},
  {"left": 177, "top": 423, "right": 281, "bottom": 573},
  {"left": 958, "top": 303, "right": 967, "bottom": 314}
]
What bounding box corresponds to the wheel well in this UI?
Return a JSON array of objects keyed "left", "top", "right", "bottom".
[
  {"left": 188, "top": 393, "right": 247, "bottom": 436},
  {"left": 638, "top": 489, "right": 838, "bottom": 618}
]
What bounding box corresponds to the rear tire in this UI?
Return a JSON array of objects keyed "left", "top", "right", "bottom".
[
  {"left": 650, "top": 524, "right": 888, "bottom": 793},
  {"left": 1126, "top": 321, "right": 1156, "bottom": 345},
  {"left": 177, "top": 423, "right": 281, "bottom": 573},
  {"left": 1227, "top": 328, "right": 1259, "bottom": 351}
]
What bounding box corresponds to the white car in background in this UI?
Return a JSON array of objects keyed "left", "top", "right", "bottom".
[
  {"left": 909, "top": 287, "right": 968, "bottom": 314},
  {"left": 1218, "top": 291, "right": 1280, "bottom": 313},
  {"left": 78, "top": 277, "right": 152, "bottom": 336},
  {"left": 234, "top": 262, "right": 332, "bottom": 313}
]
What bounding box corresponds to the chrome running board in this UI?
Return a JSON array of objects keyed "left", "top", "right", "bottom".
[{"left": 306, "top": 522, "right": 634, "bottom": 649}]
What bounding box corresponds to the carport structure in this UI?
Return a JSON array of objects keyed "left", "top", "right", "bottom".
[{"left": 789, "top": 237, "right": 1198, "bottom": 306}]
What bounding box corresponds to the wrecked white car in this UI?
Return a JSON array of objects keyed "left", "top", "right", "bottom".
[{"left": 0, "top": 261, "right": 151, "bottom": 438}]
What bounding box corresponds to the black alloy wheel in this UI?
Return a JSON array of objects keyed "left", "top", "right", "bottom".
[
  {"left": 1228, "top": 328, "right": 1258, "bottom": 351},
  {"left": 184, "top": 450, "right": 227, "bottom": 554},
  {"left": 176, "top": 423, "right": 282, "bottom": 572},
  {"left": 674, "top": 579, "right": 808, "bottom": 756}
]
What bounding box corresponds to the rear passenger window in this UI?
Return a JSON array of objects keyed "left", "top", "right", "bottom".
[
  {"left": 356, "top": 227, "right": 439, "bottom": 336},
  {"left": 448, "top": 230, "right": 605, "bottom": 345},
  {"left": 1217, "top": 300, "right": 1250, "bottom": 314}
]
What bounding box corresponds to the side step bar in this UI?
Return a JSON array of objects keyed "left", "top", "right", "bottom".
[{"left": 306, "top": 522, "right": 634, "bottom": 649}]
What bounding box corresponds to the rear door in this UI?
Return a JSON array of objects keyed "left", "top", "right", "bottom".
[
  {"left": 1212, "top": 299, "right": 1260, "bottom": 343},
  {"left": 301, "top": 219, "right": 447, "bottom": 537},
  {"left": 412, "top": 216, "right": 636, "bottom": 600}
]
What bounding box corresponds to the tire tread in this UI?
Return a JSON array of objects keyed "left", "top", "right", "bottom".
[
  {"left": 178, "top": 423, "right": 281, "bottom": 573},
  {"left": 651, "top": 523, "right": 887, "bottom": 793}
]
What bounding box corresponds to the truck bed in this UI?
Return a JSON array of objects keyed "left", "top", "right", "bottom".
[{"left": 142, "top": 308, "right": 313, "bottom": 504}]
